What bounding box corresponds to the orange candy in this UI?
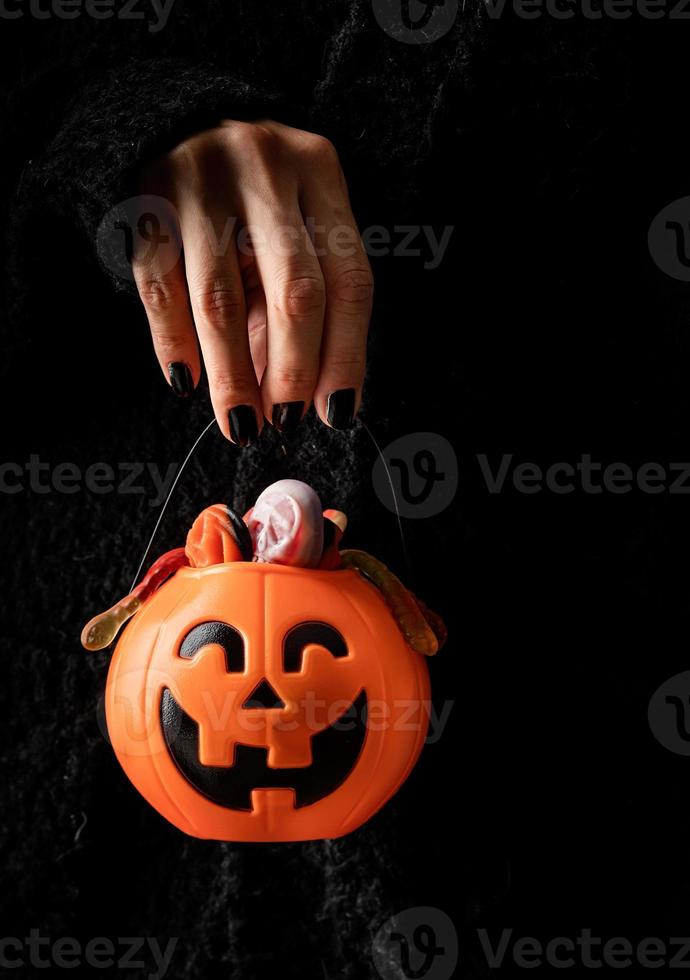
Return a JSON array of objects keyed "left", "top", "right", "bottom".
[{"left": 185, "top": 504, "right": 245, "bottom": 567}]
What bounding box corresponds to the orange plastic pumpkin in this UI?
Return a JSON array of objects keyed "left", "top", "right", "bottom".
[{"left": 106, "top": 561, "right": 431, "bottom": 841}]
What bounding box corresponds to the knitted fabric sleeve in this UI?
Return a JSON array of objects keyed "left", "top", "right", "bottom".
[{"left": 8, "top": 58, "right": 297, "bottom": 292}]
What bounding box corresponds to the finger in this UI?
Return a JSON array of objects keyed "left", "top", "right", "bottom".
[
  {"left": 303, "top": 186, "right": 373, "bottom": 430},
  {"left": 239, "top": 256, "right": 268, "bottom": 382},
  {"left": 247, "top": 291, "right": 268, "bottom": 384},
  {"left": 131, "top": 201, "right": 200, "bottom": 399},
  {"left": 243, "top": 194, "right": 325, "bottom": 435},
  {"left": 179, "top": 199, "right": 263, "bottom": 446}
]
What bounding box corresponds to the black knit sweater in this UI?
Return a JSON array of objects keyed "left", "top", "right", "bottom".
[{"left": 3, "top": 4, "right": 690, "bottom": 978}]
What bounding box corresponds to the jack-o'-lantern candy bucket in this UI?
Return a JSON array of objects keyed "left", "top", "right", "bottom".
[{"left": 82, "top": 480, "right": 446, "bottom": 842}]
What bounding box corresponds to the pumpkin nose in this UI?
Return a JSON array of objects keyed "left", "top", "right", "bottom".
[{"left": 242, "top": 678, "right": 286, "bottom": 710}]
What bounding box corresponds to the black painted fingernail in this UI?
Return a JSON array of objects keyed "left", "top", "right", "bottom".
[
  {"left": 168, "top": 362, "right": 194, "bottom": 398},
  {"left": 271, "top": 401, "right": 305, "bottom": 435},
  {"left": 326, "top": 388, "right": 356, "bottom": 430},
  {"left": 228, "top": 405, "right": 259, "bottom": 447}
]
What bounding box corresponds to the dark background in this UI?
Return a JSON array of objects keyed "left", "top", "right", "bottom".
[{"left": 2, "top": 1, "right": 690, "bottom": 977}]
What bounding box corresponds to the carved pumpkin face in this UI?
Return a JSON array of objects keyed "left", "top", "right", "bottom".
[{"left": 106, "top": 563, "right": 431, "bottom": 841}]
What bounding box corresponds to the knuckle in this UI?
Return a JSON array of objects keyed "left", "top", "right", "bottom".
[
  {"left": 303, "top": 133, "right": 339, "bottom": 168},
  {"left": 272, "top": 364, "right": 318, "bottom": 391},
  {"left": 165, "top": 139, "right": 194, "bottom": 172},
  {"left": 248, "top": 124, "right": 281, "bottom": 154},
  {"left": 330, "top": 267, "right": 374, "bottom": 308},
  {"left": 327, "top": 349, "right": 367, "bottom": 383},
  {"left": 165, "top": 139, "right": 205, "bottom": 188},
  {"left": 166, "top": 132, "right": 228, "bottom": 196},
  {"left": 222, "top": 123, "right": 295, "bottom": 199},
  {"left": 226, "top": 122, "right": 282, "bottom": 163},
  {"left": 208, "top": 367, "right": 256, "bottom": 395},
  {"left": 136, "top": 275, "right": 182, "bottom": 313},
  {"left": 194, "top": 277, "right": 244, "bottom": 328},
  {"left": 275, "top": 275, "right": 326, "bottom": 320},
  {"left": 149, "top": 329, "right": 190, "bottom": 357}
]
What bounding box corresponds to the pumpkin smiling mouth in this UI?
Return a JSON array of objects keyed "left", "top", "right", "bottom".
[{"left": 160, "top": 690, "right": 368, "bottom": 811}]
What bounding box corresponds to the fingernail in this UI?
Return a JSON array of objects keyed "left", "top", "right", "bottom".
[
  {"left": 228, "top": 405, "right": 259, "bottom": 447},
  {"left": 168, "top": 362, "right": 194, "bottom": 398},
  {"left": 326, "top": 388, "right": 356, "bottom": 430},
  {"left": 272, "top": 401, "right": 305, "bottom": 435}
]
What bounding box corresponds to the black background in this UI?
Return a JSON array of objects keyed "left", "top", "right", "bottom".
[{"left": 2, "top": 2, "right": 690, "bottom": 977}]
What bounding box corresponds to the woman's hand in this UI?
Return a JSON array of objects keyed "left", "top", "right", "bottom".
[{"left": 133, "top": 119, "right": 373, "bottom": 445}]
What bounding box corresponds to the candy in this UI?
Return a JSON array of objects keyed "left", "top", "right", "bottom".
[
  {"left": 318, "top": 513, "right": 346, "bottom": 570},
  {"left": 340, "top": 549, "right": 440, "bottom": 656},
  {"left": 81, "top": 547, "right": 188, "bottom": 651},
  {"left": 186, "top": 504, "right": 247, "bottom": 566},
  {"left": 247, "top": 479, "right": 324, "bottom": 568},
  {"left": 81, "top": 481, "right": 446, "bottom": 659}
]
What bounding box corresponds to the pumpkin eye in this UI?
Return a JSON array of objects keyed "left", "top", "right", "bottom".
[
  {"left": 179, "top": 622, "right": 245, "bottom": 672},
  {"left": 283, "top": 622, "right": 348, "bottom": 673}
]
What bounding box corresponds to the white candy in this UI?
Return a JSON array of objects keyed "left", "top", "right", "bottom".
[{"left": 247, "top": 479, "right": 324, "bottom": 568}]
